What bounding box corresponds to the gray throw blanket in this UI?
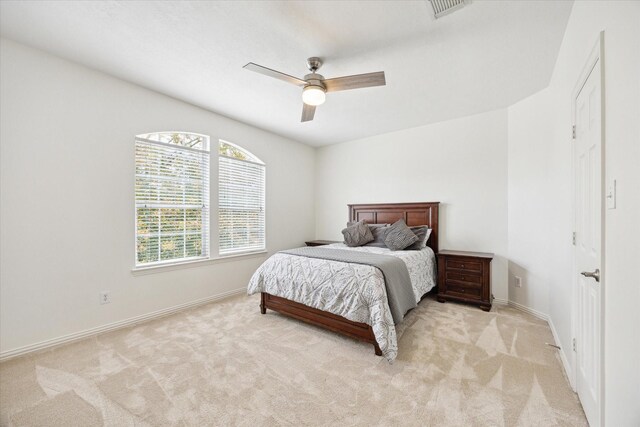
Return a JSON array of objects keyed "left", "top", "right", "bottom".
[{"left": 280, "top": 246, "right": 416, "bottom": 324}]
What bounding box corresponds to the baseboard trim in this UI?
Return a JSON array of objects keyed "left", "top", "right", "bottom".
[
  {"left": 504, "top": 299, "right": 575, "bottom": 391},
  {"left": 0, "top": 288, "right": 246, "bottom": 362},
  {"left": 506, "top": 300, "right": 549, "bottom": 321},
  {"left": 547, "top": 315, "right": 576, "bottom": 391}
]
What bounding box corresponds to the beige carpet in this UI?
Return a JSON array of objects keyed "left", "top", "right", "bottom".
[{"left": 0, "top": 294, "right": 586, "bottom": 426}]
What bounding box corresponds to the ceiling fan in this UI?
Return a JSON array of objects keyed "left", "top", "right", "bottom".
[{"left": 243, "top": 57, "right": 386, "bottom": 122}]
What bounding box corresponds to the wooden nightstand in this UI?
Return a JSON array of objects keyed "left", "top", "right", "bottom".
[
  {"left": 437, "top": 250, "right": 494, "bottom": 311},
  {"left": 305, "top": 240, "right": 341, "bottom": 247}
]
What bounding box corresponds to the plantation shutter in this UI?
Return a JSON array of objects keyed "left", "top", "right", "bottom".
[
  {"left": 135, "top": 134, "right": 210, "bottom": 266},
  {"left": 219, "top": 154, "right": 265, "bottom": 255}
]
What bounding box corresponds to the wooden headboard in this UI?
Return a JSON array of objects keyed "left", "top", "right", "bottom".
[{"left": 348, "top": 202, "right": 440, "bottom": 253}]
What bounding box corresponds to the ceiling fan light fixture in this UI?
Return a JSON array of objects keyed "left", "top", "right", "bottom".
[
  {"left": 244, "top": 58, "right": 385, "bottom": 122},
  {"left": 302, "top": 85, "right": 326, "bottom": 106}
]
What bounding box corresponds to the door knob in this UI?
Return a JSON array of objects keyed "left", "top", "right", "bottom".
[{"left": 580, "top": 268, "right": 600, "bottom": 282}]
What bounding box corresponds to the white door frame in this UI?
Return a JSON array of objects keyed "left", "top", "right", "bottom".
[{"left": 571, "top": 31, "right": 605, "bottom": 426}]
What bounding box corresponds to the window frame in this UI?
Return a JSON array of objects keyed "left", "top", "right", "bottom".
[{"left": 133, "top": 131, "right": 211, "bottom": 269}]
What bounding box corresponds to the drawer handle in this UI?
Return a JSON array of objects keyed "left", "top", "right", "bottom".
[
  {"left": 461, "top": 265, "right": 465, "bottom": 268},
  {"left": 462, "top": 276, "right": 465, "bottom": 280}
]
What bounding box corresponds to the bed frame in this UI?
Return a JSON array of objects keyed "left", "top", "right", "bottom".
[{"left": 260, "top": 202, "right": 440, "bottom": 356}]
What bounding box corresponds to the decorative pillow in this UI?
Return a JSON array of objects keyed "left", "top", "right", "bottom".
[
  {"left": 384, "top": 219, "right": 419, "bottom": 250},
  {"left": 347, "top": 222, "right": 390, "bottom": 247},
  {"left": 341, "top": 221, "right": 374, "bottom": 247},
  {"left": 405, "top": 226, "right": 432, "bottom": 250},
  {"left": 366, "top": 224, "right": 390, "bottom": 247}
]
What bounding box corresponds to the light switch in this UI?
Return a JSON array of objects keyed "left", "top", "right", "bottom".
[{"left": 606, "top": 179, "right": 616, "bottom": 209}]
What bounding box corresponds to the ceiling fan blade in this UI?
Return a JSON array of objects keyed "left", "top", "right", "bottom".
[
  {"left": 243, "top": 62, "right": 307, "bottom": 87},
  {"left": 324, "top": 71, "right": 386, "bottom": 93},
  {"left": 301, "top": 103, "right": 316, "bottom": 122}
]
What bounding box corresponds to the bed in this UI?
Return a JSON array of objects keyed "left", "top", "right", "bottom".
[{"left": 247, "top": 202, "right": 440, "bottom": 361}]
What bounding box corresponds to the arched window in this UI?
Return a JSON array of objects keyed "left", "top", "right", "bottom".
[
  {"left": 218, "top": 140, "right": 265, "bottom": 255},
  {"left": 135, "top": 132, "right": 210, "bottom": 266}
]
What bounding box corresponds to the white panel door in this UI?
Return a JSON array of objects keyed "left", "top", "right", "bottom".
[{"left": 574, "top": 60, "right": 602, "bottom": 426}]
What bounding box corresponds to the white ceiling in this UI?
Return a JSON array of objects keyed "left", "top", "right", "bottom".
[{"left": 0, "top": 1, "right": 573, "bottom": 146}]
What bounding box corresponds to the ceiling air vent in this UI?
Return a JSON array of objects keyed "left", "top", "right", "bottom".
[{"left": 429, "top": 0, "right": 465, "bottom": 19}]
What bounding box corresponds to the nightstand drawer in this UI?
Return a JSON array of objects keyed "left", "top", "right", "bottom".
[
  {"left": 446, "top": 271, "right": 482, "bottom": 285},
  {"left": 446, "top": 283, "right": 482, "bottom": 299},
  {"left": 445, "top": 279, "right": 482, "bottom": 290},
  {"left": 445, "top": 258, "right": 482, "bottom": 273}
]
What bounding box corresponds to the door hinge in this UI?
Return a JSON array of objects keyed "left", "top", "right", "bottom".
[
  {"left": 572, "top": 125, "right": 576, "bottom": 140},
  {"left": 573, "top": 338, "right": 576, "bottom": 352},
  {"left": 572, "top": 232, "right": 576, "bottom": 245}
]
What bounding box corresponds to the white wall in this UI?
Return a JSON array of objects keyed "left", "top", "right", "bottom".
[
  {"left": 507, "top": 2, "right": 640, "bottom": 425},
  {"left": 315, "top": 109, "right": 509, "bottom": 301},
  {"left": 507, "top": 88, "right": 555, "bottom": 317},
  {"left": 0, "top": 39, "right": 316, "bottom": 355}
]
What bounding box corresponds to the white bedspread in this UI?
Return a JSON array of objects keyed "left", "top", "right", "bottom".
[{"left": 247, "top": 243, "right": 437, "bottom": 362}]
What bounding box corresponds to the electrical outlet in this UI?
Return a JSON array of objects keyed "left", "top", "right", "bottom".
[
  {"left": 514, "top": 276, "right": 522, "bottom": 288},
  {"left": 100, "top": 291, "right": 111, "bottom": 305}
]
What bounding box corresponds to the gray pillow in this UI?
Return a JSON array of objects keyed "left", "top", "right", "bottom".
[
  {"left": 366, "top": 225, "right": 390, "bottom": 247},
  {"left": 384, "top": 219, "right": 419, "bottom": 250},
  {"left": 341, "top": 220, "right": 374, "bottom": 247},
  {"left": 347, "top": 222, "right": 390, "bottom": 247},
  {"left": 405, "top": 226, "right": 432, "bottom": 250}
]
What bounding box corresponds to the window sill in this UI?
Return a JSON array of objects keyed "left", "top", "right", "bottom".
[{"left": 131, "top": 250, "right": 269, "bottom": 276}]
